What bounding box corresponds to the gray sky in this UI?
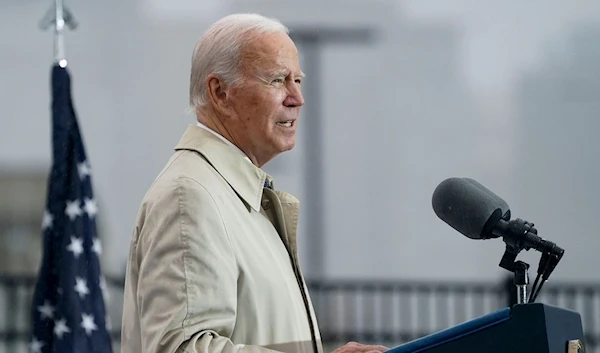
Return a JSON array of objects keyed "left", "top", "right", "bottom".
[
  {"left": 141, "top": 0, "right": 600, "bottom": 93},
  {"left": 399, "top": 0, "right": 600, "bottom": 92}
]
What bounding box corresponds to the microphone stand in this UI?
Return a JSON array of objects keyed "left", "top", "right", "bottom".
[
  {"left": 514, "top": 262, "right": 530, "bottom": 304},
  {"left": 499, "top": 245, "right": 530, "bottom": 304}
]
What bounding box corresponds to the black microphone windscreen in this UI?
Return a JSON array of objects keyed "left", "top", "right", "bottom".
[
  {"left": 432, "top": 177, "right": 510, "bottom": 240},
  {"left": 464, "top": 178, "right": 511, "bottom": 221}
]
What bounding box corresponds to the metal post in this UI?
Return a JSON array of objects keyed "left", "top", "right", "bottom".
[
  {"left": 39, "top": 0, "right": 77, "bottom": 67},
  {"left": 515, "top": 261, "right": 530, "bottom": 304},
  {"left": 289, "top": 28, "right": 375, "bottom": 279},
  {"left": 297, "top": 36, "right": 324, "bottom": 279}
]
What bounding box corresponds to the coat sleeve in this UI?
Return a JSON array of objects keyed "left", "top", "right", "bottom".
[{"left": 133, "top": 176, "right": 282, "bottom": 353}]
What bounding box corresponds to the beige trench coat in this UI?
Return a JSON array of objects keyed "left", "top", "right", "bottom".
[{"left": 120, "top": 125, "right": 323, "bottom": 353}]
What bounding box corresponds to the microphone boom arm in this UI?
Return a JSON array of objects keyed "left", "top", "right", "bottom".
[{"left": 495, "top": 218, "right": 564, "bottom": 305}]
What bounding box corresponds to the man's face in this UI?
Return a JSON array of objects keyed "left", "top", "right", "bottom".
[{"left": 226, "top": 32, "right": 304, "bottom": 166}]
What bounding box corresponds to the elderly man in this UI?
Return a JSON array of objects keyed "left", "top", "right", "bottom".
[{"left": 121, "top": 13, "right": 388, "bottom": 353}]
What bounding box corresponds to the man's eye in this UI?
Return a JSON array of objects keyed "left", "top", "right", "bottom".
[{"left": 272, "top": 78, "right": 284, "bottom": 84}]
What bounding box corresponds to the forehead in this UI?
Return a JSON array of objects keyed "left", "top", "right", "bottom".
[{"left": 240, "top": 32, "right": 301, "bottom": 74}]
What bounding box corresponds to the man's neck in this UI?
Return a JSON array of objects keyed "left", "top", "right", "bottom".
[
  {"left": 196, "top": 121, "right": 253, "bottom": 164},
  {"left": 196, "top": 110, "right": 266, "bottom": 167}
]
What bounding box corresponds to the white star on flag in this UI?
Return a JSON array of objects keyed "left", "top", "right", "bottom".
[
  {"left": 78, "top": 160, "right": 91, "bottom": 180},
  {"left": 29, "top": 336, "right": 45, "bottom": 353},
  {"left": 74, "top": 277, "right": 90, "bottom": 299},
  {"left": 81, "top": 313, "right": 98, "bottom": 336},
  {"left": 67, "top": 236, "right": 84, "bottom": 258},
  {"left": 84, "top": 197, "right": 98, "bottom": 218},
  {"left": 53, "top": 318, "right": 71, "bottom": 339},
  {"left": 37, "top": 300, "right": 55, "bottom": 320},
  {"left": 92, "top": 238, "right": 102, "bottom": 255},
  {"left": 42, "top": 210, "right": 53, "bottom": 230},
  {"left": 65, "top": 200, "right": 82, "bottom": 221}
]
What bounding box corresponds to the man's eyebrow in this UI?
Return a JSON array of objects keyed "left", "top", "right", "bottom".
[
  {"left": 253, "top": 69, "right": 305, "bottom": 83},
  {"left": 269, "top": 70, "right": 306, "bottom": 78}
]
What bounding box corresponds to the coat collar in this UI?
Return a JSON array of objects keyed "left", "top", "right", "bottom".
[{"left": 174, "top": 124, "right": 273, "bottom": 212}]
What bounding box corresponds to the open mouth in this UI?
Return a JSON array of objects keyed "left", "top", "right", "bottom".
[{"left": 276, "top": 120, "right": 294, "bottom": 127}]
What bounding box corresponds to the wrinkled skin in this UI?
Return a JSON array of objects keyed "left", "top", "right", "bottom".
[{"left": 200, "top": 31, "right": 305, "bottom": 167}]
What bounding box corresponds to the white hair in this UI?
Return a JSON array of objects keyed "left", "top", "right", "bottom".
[{"left": 188, "top": 13, "right": 289, "bottom": 111}]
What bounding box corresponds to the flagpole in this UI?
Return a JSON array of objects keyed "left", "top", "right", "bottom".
[{"left": 39, "top": 0, "right": 77, "bottom": 68}]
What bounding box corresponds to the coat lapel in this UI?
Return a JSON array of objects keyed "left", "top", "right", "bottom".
[
  {"left": 262, "top": 189, "right": 299, "bottom": 258},
  {"left": 263, "top": 189, "right": 322, "bottom": 353}
]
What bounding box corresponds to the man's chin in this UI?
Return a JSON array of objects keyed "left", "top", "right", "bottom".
[
  {"left": 280, "top": 140, "right": 296, "bottom": 152},
  {"left": 272, "top": 135, "right": 296, "bottom": 152}
]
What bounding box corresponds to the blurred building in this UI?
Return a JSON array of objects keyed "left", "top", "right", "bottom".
[{"left": 512, "top": 23, "right": 600, "bottom": 281}]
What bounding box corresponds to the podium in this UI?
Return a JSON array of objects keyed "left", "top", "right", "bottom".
[{"left": 386, "top": 303, "right": 585, "bottom": 353}]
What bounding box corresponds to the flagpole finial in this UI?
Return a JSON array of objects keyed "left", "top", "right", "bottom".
[{"left": 39, "top": 0, "right": 77, "bottom": 67}]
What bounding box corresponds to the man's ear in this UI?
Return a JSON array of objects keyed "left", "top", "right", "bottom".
[{"left": 206, "top": 74, "right": 231, "bottom": 114}]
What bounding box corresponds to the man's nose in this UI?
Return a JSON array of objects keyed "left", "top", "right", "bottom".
[{"left": 284, "top": 84, "right": 304, "bottom": 107}]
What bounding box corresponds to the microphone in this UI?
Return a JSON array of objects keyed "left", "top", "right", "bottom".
[
  {"left": 432, "top": 177, "right": 563, "bottom": 257},
  {"left": 432, "top": 177, "right": 565, "bottom": 303},
  {"left": 431, "top": 177, "right": 510, "bottom": 240}
]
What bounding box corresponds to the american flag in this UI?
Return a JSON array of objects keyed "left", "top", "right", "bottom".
[{"left": 29, "top": 64, "right": 113, "bottom": 353}]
